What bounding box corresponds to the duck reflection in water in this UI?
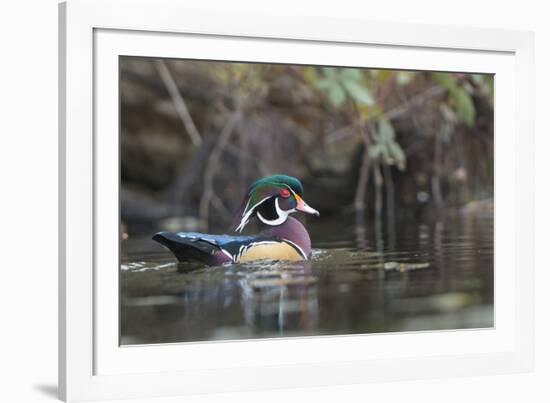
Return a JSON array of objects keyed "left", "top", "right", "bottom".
[
  {"left": 174, "top": 260, "right": 319, "bottom": 339},
  {"left": 238, "top": 260, "right": 319, "bottom": 335}
]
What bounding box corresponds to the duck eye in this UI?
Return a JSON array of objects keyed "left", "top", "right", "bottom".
[{"left": 279, "top": 188, "right": 291, "bottom": 198}]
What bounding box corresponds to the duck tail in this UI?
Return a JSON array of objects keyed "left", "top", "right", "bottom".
[{"left": 152, "top": 232, "right": 219, "bottom": 264}]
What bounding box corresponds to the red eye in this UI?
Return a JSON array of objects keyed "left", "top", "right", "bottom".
[{"left": 279, "top": 188, "right": 291, "bottom": 198}]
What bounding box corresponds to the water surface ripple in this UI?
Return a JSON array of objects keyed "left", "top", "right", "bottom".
[{"left": 121, "top": 213, "right": 493, "bottom": 344}]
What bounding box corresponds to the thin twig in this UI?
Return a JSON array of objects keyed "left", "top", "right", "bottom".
[
  {"left": 199, "top": 111, "right": 241, "bottom": 227},
  {"left": 154, "top": 60, "right": 202, "bottom": 146},
  {"left": 211, "top": 194, "right": 232, "bottom": 218},
  {"left": 168, "top": 139, "right": 211, "bottom": 215},
  {"left": 325, "top": 124, "right": 355, "bottom": 145},
  {"left": 326, "top": 86, "right": 446, "bottom": 145},
  {"left": 384, "top": 85, "right": 445, "bottom": 121}
]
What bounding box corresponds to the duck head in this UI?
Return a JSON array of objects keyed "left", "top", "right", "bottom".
[{"left": 235, "top": 174, "right": 319, "bottom": 232}]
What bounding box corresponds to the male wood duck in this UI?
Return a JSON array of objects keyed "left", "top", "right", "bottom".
[{"left": 153, "top": 175, "right": 319, "bottom": 265}]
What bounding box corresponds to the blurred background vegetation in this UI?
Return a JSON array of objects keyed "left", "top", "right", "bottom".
[{"left": 120, "top": 57, "right": 493, "bottom": 236}]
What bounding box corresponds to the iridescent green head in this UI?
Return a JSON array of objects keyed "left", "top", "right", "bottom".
[{"left": 235, "top": 174, "right": 319, "bottom": 232}]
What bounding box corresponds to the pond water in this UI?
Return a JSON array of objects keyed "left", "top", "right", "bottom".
[{"left": 120, "top": 211, "right": 493, "bottom": 345}]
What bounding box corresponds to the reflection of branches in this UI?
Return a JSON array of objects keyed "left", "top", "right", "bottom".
[
  {"left": 432, "top": 117, "right": 453, "bottom": 211},
  {"left": 154, "top": 60, "right": 202, "bottom": 146},
  {"left": 373, "top": 160, "right": 384, "bottom": 245},
  {"left": 353, "top": 121, "right": 372, "bottom": 211},
  {"left": 383, "top": 163, "right": 396, "bottom": 249},
  {"left": 199, "top": 111, "right": 241, "bottom": 228},
  {"left": 353, "top": 121, "right": 370, "bottom": 250}
]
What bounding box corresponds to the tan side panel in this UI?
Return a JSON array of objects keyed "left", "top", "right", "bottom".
[{"left": 239, "top": 242, "right": 304, "bottom": 262}]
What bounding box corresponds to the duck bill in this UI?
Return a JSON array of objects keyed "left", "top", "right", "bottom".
[{"left": 295, "top": 195, "right": 320, "bottom": 216}]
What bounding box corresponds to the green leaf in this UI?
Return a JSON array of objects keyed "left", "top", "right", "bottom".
[
  {"left": 471, "top": 74, "right": 485, "bottom": 86},
  {"left": 452, "top": 88, "right": 476, "bottom": 127},
  {"left": 302, "top": 66, "right": 318, "bottom": 84},
  {"left": 484, "top": 75, "right": 494, "bottom": 100},
  {"left": 340, "top": 68, "right": 362, "bottom": 81},
  {"left": 388, "top": 141, "right": 406, "bottom": 170},
  {"left": 432, "top": 72, "right": 456, "bottom": 91},
  {"left": 382, "top": 144, "right": 392, "bottom": 163},
  {"left": 327, "top": 83, "right": 346, "bottom": 107},
  {"left": 368, "top": 144, "right": 383, "bottom": 159},
  {"left": 321, "top": 67, "right": 337, "bottom": 78},
  {"left": 396, "top": 71, "right": 414, "bottom": 85},
  {"left": 370, "top": 118, "right": 406, "bottom": 169},
  {"left": 315, "top": 78, "right": 333, "bottom": 90},
  {"left": 378, "top": 118, "right": 395, "bottom": 141},
  {"left": 433, "top": 72, "right": 477, "bottom": 127},
  {"left": 342, "top": 79, "right": 374, "bottom": 106},
  {"left": 375, "top": 69, "right": 392, "bottom": 82}
]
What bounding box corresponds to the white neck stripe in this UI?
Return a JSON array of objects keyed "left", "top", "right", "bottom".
[{"left": 236, "top": 196, "right": 270, "bottom": 232}]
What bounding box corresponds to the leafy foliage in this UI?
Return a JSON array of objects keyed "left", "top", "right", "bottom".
[
  {"left": 315, "top": 68, "right": 374, "bottom": 107},
  {"left": 369, "top": 118, "right": 406, "bottom": 170},
  {"left": 310, "top": 67, "right": 489, "bottom": 175},
  {"left": 120, "top": 57, "right": 494, "bottom": 229},
  {"left": 432, "top": 72, "right": 476, "bottom": 127}
]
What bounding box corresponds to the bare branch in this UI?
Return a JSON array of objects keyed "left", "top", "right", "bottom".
[
  {"left": 199, "top": 111, "right": 241, "bottom": 227},
  {"left": 154, "top": 60, "right": 202, "bottom": 146},
  {"left": 384, "top": 85, "right": 445, "bottom": 121},
  {"left": 327, "top": 86, "right": 445, "bottom": 145}
]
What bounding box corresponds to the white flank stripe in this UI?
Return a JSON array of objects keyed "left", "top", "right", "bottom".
[
  {"left": 282, "top": 238, "right": 308, "bottom": 260},
  {"left": 220, "top": 249, "right": 233, "bottom": 261}
]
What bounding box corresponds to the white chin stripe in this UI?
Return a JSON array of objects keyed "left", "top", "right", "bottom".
[{"left": 257, "top": 198, "right": 293, "bottom": 226}]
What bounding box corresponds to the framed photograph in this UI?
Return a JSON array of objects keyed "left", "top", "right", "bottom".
[{"left": 59, "top": 0, "right": 534, "bottom": 401}]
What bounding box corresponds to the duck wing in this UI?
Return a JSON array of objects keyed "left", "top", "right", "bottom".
[{"left": 152, "top": 231, "right": 275, "bottom": 265}]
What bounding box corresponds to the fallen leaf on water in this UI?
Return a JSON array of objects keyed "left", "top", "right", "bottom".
[
  {"left": 248, "top": 276, "right": 318, "bottom": 289},
  {"left": 383, "top": 261, "right": 430, "bottom": 272}
]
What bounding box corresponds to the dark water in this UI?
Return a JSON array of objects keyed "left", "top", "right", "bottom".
[{"left": 120, "top": 212, "right": 493, "bottom": 345}]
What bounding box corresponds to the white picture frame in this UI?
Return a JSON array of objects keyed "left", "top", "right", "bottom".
[{"left": 59, "top": 0, "right": 534, "bottom": 401}]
